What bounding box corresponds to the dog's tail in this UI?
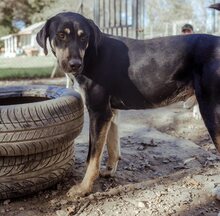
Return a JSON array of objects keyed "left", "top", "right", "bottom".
[{"left": 209, "top": 3, "right": 220, "bottom": 11}]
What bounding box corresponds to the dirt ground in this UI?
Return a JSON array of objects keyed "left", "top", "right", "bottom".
[{"left": 0, "top": 78, "right": 220, "bottom": 216}]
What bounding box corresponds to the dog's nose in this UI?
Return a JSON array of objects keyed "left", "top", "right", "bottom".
[{"left": 69, "top": 59, "right": 82, "bottom": 71}]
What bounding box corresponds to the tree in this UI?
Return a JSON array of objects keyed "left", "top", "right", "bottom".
[
  {"left": 146, "top": 0, "right": 193, "bottom": 26},
  {"left": 34, "top": 0, "right": 94, "bottom": 22},
  {"left": 0, "top": 0, "right": 54, "bottom": 34}
]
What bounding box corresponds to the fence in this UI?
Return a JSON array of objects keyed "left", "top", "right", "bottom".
[
  {"left": 93, "top": 0, "right": 145, "bottom": 39},
  {"left": 90, "top": 0, "right": 220, "bottom": 39}
]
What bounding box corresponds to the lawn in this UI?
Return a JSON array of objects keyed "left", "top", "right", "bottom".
[
  {"left": 0, "top": 67, "right": 53, "bottom": 80},
  {"left": 0, "top": 56, "right": 56, "bottom": 80}
]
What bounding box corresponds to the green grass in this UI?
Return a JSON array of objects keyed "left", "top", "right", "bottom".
[{"left": 0, "top": 67, "right": 53, "bottom": 80}]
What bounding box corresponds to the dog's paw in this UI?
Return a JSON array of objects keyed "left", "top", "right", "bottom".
[
  {"left": 66, "top": 183, "right": 91, "bottom": 198},
  {"left": 193, "top": 104, "right": 202, "bottom": 120},
  {"left": 100, "top": 170, "right": 114, "bottom": 178},
  {"left": 100, "top": 166, "right": 117, "bottom": 178}
]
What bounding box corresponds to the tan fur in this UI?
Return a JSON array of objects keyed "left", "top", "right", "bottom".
[
  {"left": 65, "top": 73, "right": 74, "bottom": 88},
  {"left": 67, "top": 117, "right": 112, "bottom": 196},
  {"left": 64, "top": 28, "right": 70, "bottom": 34},
  {"left": 79, "top": 49, "right": 85, "bottom": 59},
  {"left": 215, "top": 135, "right": 220, "bottom": 152},
  {"left": 51, "top": 39, "right": 55, "bottom": 49},
  {"left": 77, "top": 29, "right": 84, "bottom": 36},
  {"left": 158, "top": 85, "right": 194, "bottom": 107},
  {"left": 102, "top": 110, "right": 121, "bottom": 177},
  {"left": 67, "top": 157, "right": 99, "bottom": 196},
  {"left": 183, "top": 95, "right": 197, "bottom": 109},
  {"left": 55, "top": 47, "right": 70, "bottom": 64}
]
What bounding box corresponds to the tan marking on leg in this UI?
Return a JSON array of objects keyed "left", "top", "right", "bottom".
[
  {"left": 65, "top": 73, "right": 74, "bottom": 88},
  {"left": 101, "top": 110, "right": 121, "bottom": 177},
  {"left": 66, "top": 157, "right": 98, "bottom": 197},
  {"left": 183, "top": 95, "right": 197, "bottom": 109},
  {"left": 77, "top": 29, "right": 84, "bottom": 36},
  {"left": 215, "top": 135, "right": 220, "bottom": 152},
  {"left": 64, "top": 28, "right": 70, "bottom": 34},
  {"left": 67, "top": 118, "right": 112, "bottom": 197},
  {"left": 193, "top": 104, "right": 202, "bottom": 120},
  {"left": 156, "top": 84, "right": 194, "bottom": 107}
]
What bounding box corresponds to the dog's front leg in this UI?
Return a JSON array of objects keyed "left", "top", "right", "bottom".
[{"left": 67, "top": 98, "right": 113, "bottom": 197}]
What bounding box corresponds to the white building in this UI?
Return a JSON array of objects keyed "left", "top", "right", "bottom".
[{"left": 0, "top": 21, "right": 45, "bottom": 57}]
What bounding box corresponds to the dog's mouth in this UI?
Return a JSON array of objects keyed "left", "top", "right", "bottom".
[{"left": 68, "top": 65, "right": 84, "bottom": 76}]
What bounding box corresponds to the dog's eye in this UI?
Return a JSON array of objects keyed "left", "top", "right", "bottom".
[
  {"left": 57, "top": 32, "right": 66, "bottom": 40},
  {"left": 80, "top": 35, "right": 88, "bottom": 42}
]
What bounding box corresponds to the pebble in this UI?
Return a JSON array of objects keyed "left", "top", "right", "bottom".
[
  {"left": 50, "top": 199, "right": 58, "bottom": 205},
  {"left": 66, "top": 205, "right": 76, "bottom": 214},
  {"left": 44, "top": 194, "right": 49, "bottom": 199},
  {"left": 19, "top": 207, "right": 25, "bottom": 211},
  {"left": 56, "top": 209, "right": 68, "bottom": 216},
  {"left": 137, "top": 201, "right": 146, "bottom": 208},
  {"left": 124, "top": 198, "right": 147, "bottom": 208},
  {"left": 60, "top": 200, "right": 68, "bottom": 205}
]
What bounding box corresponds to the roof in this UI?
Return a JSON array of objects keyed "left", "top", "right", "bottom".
[
  {"left": 0, "top": 34, "right": 14, "bottom": 40},
  {"left": 18, "top": 21, "right": 45, "bottom": 34},
  {"left": 0, "top": 21, "right": 45, "bottom": 40}
]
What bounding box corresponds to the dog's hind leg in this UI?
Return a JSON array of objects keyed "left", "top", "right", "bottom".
[
  {"left": 197, "top": 101, "right": 220, "bottom": 152},
  {"left": 194, "top": 67, "right": 220, "bottom": 153},
  {"left": 101, "top": 109, "right": 121, "bottom": 177}
]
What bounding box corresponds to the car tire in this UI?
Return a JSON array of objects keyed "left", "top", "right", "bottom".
[{"left": 0, "top": 85, "right": 84, "bottom": 199}]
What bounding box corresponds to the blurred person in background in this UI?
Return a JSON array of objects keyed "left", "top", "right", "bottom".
[{"left": 181, "top": 23, "right": 194, "bottom": 34}]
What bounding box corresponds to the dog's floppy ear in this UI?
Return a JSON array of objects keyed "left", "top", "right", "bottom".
[
  {"left": 36, "top": 19, "right": 51, "bottom": 55},
  {"left": 87, "top": 19, "right": 102, "bottom": 50},
  {"left": 209, "top": 3, "right": 220, "bottom": 11}
]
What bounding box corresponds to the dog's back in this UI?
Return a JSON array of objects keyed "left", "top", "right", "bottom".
[{"left": 88, "top": 34, "right": 219, "bottom": 109}]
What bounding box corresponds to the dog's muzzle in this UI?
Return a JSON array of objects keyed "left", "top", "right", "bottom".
[
  {"left": 68, "top": 59, "right": 82, "bottom": 73},
  {"left": 62, "top": 58, "right": 83, "bottom": 75}
]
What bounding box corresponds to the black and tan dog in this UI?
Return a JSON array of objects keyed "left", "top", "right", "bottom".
[{"left": 37, "top": 4, "right": 220, "bottom": 197}]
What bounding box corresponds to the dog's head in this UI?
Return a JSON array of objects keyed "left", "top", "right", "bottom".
[
  {"left": 209, "top": 3, "right": 220, "bottom": 11},
  {"left": 36, "top": 12, "right": 102, "bottom": 75}
]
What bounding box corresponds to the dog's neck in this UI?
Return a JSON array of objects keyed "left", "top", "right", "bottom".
[{"left": 82, "top": 41, "right": 102, "bottom": 78}]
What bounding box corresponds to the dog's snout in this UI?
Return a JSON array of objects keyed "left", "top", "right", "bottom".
[{"left": 69, "top": 59, "right": 82, "bottom": 71}]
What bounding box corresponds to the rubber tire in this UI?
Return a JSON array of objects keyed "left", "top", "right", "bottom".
[{"left": 0, "top": 85, "right": 84, "bottom": 199}]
